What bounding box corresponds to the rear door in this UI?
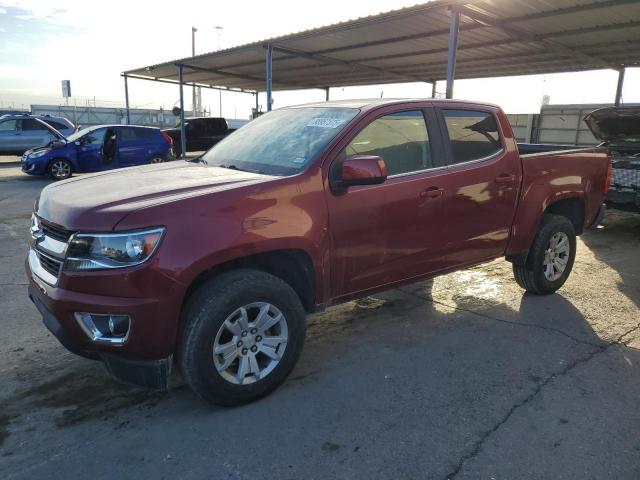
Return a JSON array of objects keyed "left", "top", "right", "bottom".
[
  {"left": 436, "top": 108, "right": 521, "bottom": 265},
  {"left": 327, "top": 106, "right": 453, "bottom": 299},
  {"left": 117, "top": 127, "right": 151, "bottom": 166}
]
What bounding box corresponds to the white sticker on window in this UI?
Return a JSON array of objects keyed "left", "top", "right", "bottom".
[{"left": 306, "top": 118, "right": 346, "bottom": 129}]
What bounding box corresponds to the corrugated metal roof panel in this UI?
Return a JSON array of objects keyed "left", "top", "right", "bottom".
[{"left": 125, "top": 0, "right": 640, "bottom": 92}]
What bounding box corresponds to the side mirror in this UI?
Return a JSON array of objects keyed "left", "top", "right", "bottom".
[{"left": 337, "top": 155, "right": 388, "bottom": 188}]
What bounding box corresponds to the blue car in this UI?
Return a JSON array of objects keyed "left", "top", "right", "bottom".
[
  {"left": 22, "top": 124, "right": 174, "bottom": 180},
  {"left": 0, "top": 114, "right": 76, "bottom": 154}
]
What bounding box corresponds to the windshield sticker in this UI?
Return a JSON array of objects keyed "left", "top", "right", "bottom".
[
  {"left": 306, "top": 118, "right": 347, "bottom": 129},
  {"left": 292, "top": 157, "right": 306, "bottom": 164}
]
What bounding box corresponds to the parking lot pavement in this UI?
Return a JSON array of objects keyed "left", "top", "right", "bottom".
[{"left": 0, "top": 162, "right": 639, "bottom": 479}]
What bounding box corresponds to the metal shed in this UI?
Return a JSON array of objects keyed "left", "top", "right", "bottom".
[{"left": 123, "top": 0, "right": 640, "bottom": 156}]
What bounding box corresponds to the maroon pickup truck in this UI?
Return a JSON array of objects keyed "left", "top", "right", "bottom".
[{"left": 26, "top": 99, "right": 610, "bottom": 405}]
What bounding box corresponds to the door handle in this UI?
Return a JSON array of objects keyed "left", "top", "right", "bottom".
[
  {"left": 420, "top": 186, "right": 444, "bottom": 198},
  {"left": 495, "top": 174, "right": 516, "bottom": 184}
]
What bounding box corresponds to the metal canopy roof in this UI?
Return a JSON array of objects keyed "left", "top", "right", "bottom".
[{"left": 125, "top": 0, "right": 640, "bottom": 93}]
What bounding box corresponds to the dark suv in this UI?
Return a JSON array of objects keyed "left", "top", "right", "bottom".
[{"left": 163, "top": 117, "right": 236, "bottom": 152}]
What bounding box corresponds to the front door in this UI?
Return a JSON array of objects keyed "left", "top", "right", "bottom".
[
  {"left": 0, "top": 119, "right": 20, "bottom": 153},
  {"left": 436, "top": 108, "right": 521, "bottom": 265},
  {"left": 327, "top": 108, "right": 452, "bottom": 300},
  {"left": 76, "top": 127, "right": 107, "bottom": 172}
]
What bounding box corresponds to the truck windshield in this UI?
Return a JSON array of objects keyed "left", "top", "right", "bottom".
[{"left": 201, "top": 107, "right": 359, "bottom": 176}]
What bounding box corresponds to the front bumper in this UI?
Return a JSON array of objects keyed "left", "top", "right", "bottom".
[
  {"left": 26, "top": 250, "right": 184, "bottom": 390},
  {"left": 29, "top": 283, "right": 172, "bottom": 390},
  {"left": 21, "top": 156, "right": 47, "bottom": 175}
]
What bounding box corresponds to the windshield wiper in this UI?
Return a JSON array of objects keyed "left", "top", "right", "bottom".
[{"left": 217, "top": 163, "right": 267, "bottom": 175}]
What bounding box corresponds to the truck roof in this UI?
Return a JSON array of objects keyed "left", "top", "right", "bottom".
[{"left": 289, "top": 98, "right": 501, "bottom": 111}]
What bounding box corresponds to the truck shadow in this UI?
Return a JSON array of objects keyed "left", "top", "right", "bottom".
[{"left": 580, "top": 209, "right": 640, "bottom": 310}]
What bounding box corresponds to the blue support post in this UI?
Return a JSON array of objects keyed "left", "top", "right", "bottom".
[
  {"left": 265, "top": 44, "right": 273, "bottom": 111},
  {"left": 445, "top": 7, "right": 461, "bottom": 99},
  {"left": 178, "top": 64, "right": 186, "bottom": 158},
  {"left": 123, "top": 74, "right": 130, "bottom": 124}
]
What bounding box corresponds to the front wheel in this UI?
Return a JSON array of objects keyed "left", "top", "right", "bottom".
[
  {"left": 179, "top": 269, "right": 306, "bottom": 406},
  {"left": 48, "top": 159, "right": 72, "bottom": 180},
  {"left": 513, "top": 214, "right": 576, "bottom": 295}
]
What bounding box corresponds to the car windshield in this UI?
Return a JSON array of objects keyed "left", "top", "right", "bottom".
[
  {"left": 201, "top": 107, "right": 359, "bottom": 176},
  {"left": 66, "top": 126, "right": 99, "bottom": 142}
]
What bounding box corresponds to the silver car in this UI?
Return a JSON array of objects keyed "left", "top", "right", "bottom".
[{"left": 0, "top": 114, "right": 76, "bottom": 154}]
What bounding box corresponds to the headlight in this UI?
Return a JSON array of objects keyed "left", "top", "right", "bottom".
[
  {"left": 28, "top": 149, "right": 51, "bottom": 159},
  {"left": 65, "top": 227, "right": 165, "bottom": 270}
]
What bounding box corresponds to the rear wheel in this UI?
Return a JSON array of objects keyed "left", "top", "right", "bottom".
[
  {"left": 48, "top": 159, "right": 72, "bottom": 180},
  {"left": 513, "top": 214, "right": 576, "bottom": 295},
  {"left": 149, "top": 156, "right": 165, "bottom": 164},
  {"left": 179, "top": 269, "right": 306, "bottom": 406}
]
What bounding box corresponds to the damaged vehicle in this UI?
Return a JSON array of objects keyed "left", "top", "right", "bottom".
[
  {"left": 26, "top": 99, "right": 610, "bottom": 406},
  {"left": 585, "top": 106, "right": 640, "bottom": 212},
  {"left": 22, "top": 123, "right": 174, "bottom": 180}
]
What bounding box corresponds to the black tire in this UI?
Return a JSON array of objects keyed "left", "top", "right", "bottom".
[
  {"left": 48, "top": 158, "right": 72, "bottom": 180},
  {"left": 149, "top": 155, "right": 165, "bottom": 164},
  {"left": 513, "top": 214, "right": 576, "bottom": 295},
  {"left": 179, "top": 269, "right": 306, "bottom": 406}
]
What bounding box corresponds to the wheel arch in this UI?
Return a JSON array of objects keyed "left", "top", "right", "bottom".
[
  {"left": 507, "top": 195, "right": 584, "bottom": 266},
  {"left": 543, "top": 196, "right": 585, "bottom": 235},
  {"left": 181, "top": 248, "right": 317, "bottom": 315}
]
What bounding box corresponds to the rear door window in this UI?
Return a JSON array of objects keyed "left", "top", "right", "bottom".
[
  {"left": 442, "top": 110, "right": 503, "bottom": 164},
  {"left": 21, "top": 119, "right": 49, "bottom": 131}
]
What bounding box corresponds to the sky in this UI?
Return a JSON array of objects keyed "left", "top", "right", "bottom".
[{"left": 1, "top": 0, "right": 638, "bottom": 118}]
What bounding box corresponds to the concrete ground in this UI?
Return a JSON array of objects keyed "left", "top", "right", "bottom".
[{"left": 1, "top": 160, "right": 639, "bottom": 480}]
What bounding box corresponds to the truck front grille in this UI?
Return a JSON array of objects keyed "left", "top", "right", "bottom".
[
  {"left": 40, "top": 221, "right": 74, "bottom": 242},
  {"left": 36, "top": 251, "right": 63, "bottom": 278}
]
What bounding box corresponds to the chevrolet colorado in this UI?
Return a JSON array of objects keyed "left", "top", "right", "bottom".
[{"left": 26, "top": 99, "right": 610, "bottom": 406}]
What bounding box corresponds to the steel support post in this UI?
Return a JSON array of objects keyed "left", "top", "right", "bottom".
[
  {"left": 325, "top": 87, "right": 330, "bottom": 101},
  {"left": 265, "top": 44, "right": 273, "bottom": 111},
  {"left": 445, "top": 7, "right": 461, "bottom": 99},
  {"left": 615, "top": 66, "right": 626, "bottom": 106},
  {"left": 123, "top": 74, "right": 131, "bottom": 125},
  {"left": 178, "top": 64, "right": 186, "bottom": 158}
]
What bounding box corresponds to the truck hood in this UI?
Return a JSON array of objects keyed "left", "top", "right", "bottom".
[
  {"left": 36, "top": 161, "right": 272, "bottom": 230},
  {"left": 584, "top": 107, "right": 640, "bottom": 144}
]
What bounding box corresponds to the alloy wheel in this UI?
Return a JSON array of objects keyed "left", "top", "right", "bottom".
[
  {"left": 51, "top": 160, "right": 70, "bottom": 179},
  {"left": 212, "top": 302, "right": 288, "bottom": 385},
  {"left": 543, "top": 232, "right": 570, "bottom": 281}
]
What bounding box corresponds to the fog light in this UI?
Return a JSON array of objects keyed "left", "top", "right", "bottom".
[
  {"left": 74, "top": 312, "right": 131, "bottom": 345},
  {"left": 108, "top": 315, "right": 130, "bottom": 337}
]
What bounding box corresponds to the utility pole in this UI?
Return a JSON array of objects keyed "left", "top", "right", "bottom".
[
  {"left": 191, "top": 26, "right": 197, "bottom": 117},
  {"left": 215, "top": 26, "right": 223, "bottom": 117}
]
